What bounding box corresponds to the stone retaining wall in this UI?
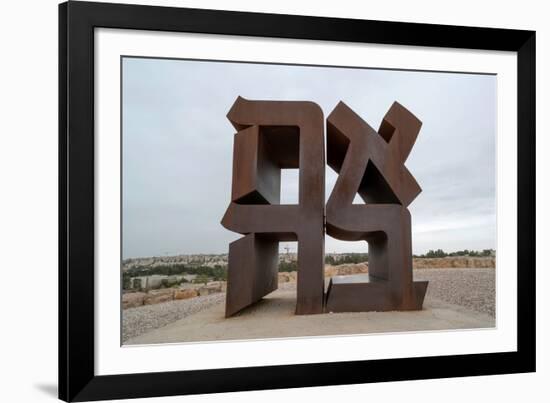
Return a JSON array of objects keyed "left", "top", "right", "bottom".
[{"left": 123, "top": 281, "right": 226, "bottom": 309}]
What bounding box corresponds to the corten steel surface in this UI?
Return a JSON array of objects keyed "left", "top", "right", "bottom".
[
  {"left": 222, "top": 97, "right": 325, "bottom": 317},
  {"left": 325, "top": 101, "right": 428, "bottom": 312}
]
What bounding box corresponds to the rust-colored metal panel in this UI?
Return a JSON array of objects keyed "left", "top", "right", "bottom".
[
  {"left": 222, "top": 97, "right": 325, "bottom": 316},
  {"left": 325, "top": 101, "right": 428, "bottom": 312},
  {"left": 325, "top": 274, "right": 428, "bottom": 312},
  {"left": 225, "top": 233, "right": 279, "bottom": 317}
]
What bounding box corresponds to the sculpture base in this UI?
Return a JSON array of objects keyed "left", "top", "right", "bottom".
[{"left": 325, "top": 274, "right": 428, "bottom": 313}]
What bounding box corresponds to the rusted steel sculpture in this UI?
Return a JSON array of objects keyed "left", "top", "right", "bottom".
[
  {"left": 325, "top": 101, "right": 428, "bottom": 312},
  {"left": 221, "top": 97, "right": 325, "bottom": 317},
  {"left": 222, "top": 97, "right": 426, "bottom": 317}
]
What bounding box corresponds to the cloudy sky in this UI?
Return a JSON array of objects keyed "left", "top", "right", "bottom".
[{"left": 122, "top": 57, "right": 496, "bottom": 259}]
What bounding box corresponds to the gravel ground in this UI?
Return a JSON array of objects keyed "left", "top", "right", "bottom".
[
  {"left": 414, "top": 268, "right": 495, "bottom": 317},
  {"left": 122, "top": 293, "right": 225, "bottom": 342},
  {"left": 123, "top": 268, "right": 495, "bottom": 342}
]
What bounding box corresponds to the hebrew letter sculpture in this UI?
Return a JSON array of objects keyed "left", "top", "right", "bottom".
[
  {"left": 325, "top": 101, "right": 428, "bottom": 312},
  {"left": 221, "top": 97, "right": 325, "bottom": 316}
]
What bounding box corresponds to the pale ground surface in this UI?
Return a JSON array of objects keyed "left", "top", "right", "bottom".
[{"left": 124, "top": 268, "right": 495, "bottom": 345}]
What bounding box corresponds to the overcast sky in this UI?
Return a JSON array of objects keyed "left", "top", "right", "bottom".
[{"left": 122, "top": 57, "right": 496, "bottom": 259}]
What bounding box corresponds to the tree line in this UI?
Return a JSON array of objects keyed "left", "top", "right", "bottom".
[
  {"left": 324, "top": 253, "right": 369, "bottom": 265},
  {"left": 413, "top": 249, "right": 494, "bottom": 258},
  {"left": 123, "top": 264, "right": 227, "bottom": 282}
]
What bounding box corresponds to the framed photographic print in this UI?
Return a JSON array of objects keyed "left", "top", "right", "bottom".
[{"left": 59, "top": 1, "right": 535, "bottom": 401}]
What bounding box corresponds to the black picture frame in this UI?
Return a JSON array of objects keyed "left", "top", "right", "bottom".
[{"left": 59, "top": 1, "right": 536, "bottom": 401}]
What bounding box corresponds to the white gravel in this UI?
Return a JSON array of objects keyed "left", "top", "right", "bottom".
[
  {"left": 414, "top": 268, "right": 495, "bottom": 317},
  {"left": 122, "top": 293, "right": 225, "bottom": 342}
]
